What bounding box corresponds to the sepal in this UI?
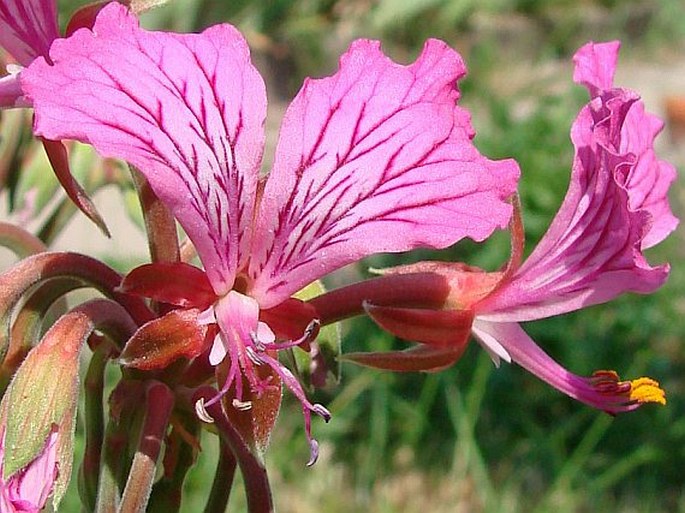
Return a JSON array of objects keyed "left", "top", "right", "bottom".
[
  {"left": 120, "top": 309, "right": 215, "bottom": 370},
  {"left": 120, "top": 263, "right": 216, "bottom": 309},
  {"left": 342, "top": 345, "right": 467, "bottom": 372},
  {"left": 364, "top": 303, "right": 474, "bottom": 348},
  {"left": 217, "top": 363, "right": 282, "bottom": 462}
]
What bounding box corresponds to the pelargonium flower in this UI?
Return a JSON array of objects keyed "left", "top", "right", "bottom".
[
  {"left": 328, "top": 41, "right": 677, "bottom": 413},
  {"left": 470, "top": 41, "right": 677, "bottom": 411},
  {"left": 0, "top": 0, "right": 115, "bottom": 232},
  {"left": 22, "top": 3, "right": 519, "bottom": 460}
]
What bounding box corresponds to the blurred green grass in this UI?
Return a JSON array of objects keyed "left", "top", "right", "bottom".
[{"left": 49, "top": 0, "right": 685, "bottom": 511}]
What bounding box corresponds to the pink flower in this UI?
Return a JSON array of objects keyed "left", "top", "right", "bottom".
[
  {"left": 0, "top": 425, "right": 58, "bottom": 513},
  {"left": 471, "top": 41, "right": 677, "bottom": 411},
  {"left": 0, "top": 0, "right": 116, "bottom": 233},
  {"left": 22, "top": 3, "right": 519, "bottom": 461},
  {"left": 0, "top": 0, "right": 59, "bottom": 108},
  {"left": 355, "top": 41, "right": 676, "bottom": 413}
]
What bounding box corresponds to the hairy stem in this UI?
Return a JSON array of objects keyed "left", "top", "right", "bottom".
[{"left": 118, "top": 381, "right": 175, "bottom": 513}]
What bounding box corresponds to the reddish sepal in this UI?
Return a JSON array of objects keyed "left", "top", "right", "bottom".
[
  {"left": 217, "top": 362, "right": 282, "bottom": 457},
  {"left": 365, "top": 303, "right": 474, "bottom": 348},
  {"left": 41, "top": 138, "right": 110, "bottom": 237},
  {"left": 342, "top": 345, "right": 467, "bottom": 372},
  {"left": 120, "top": 309, "right": 214, "bottom": 370},
  {"left": 65, "top": 1, "right": 110, "bottom": 36},
  {"left": 120, "top": 262, "right": 216, "bottom": 309},
  {"left": 260, "top": 298, "right": 318, "bottom": 350}
]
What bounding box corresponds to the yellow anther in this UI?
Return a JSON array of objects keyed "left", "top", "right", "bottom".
[{"left": 628, "top": 377, "right": 666, "bottom": 405}]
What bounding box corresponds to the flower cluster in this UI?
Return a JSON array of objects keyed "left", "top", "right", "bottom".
[{"left": 0, "top": 0, "right": 677, "bottom": 511}]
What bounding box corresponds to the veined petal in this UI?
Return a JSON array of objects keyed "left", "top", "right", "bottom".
[
  {"left": 619, "top": 101, "right": 678, "bottom": 248},
  {"left": 23, "top": 3, "right": 266, "bottom": 294},
  {"left": 473, "top": 320, "right": 665, "bottom": 413},
  {"left": 478, "top": 42, "right": 676, "bottom": 322},
  {"left": 249, "top": 39, "right": 519, "bottom": 306},
  {"left": 0, "top": 0, "right": 59, "bottom": 66}
]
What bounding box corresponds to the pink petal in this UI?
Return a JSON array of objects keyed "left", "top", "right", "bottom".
[
  {"left": 576, "top": 42, "right": 678, "bottom": 248},
  {"left": 619, "top": 102, "right": 678, "bottom": 248},
  {"left": 0, "top": 425, "right": 58, "bottom": 512},
  {"left": 572, "top": 41, "right": 620, "bottom": 97},
  {"left": 23, "top": 3, "right": 267, "bottom": 294},
  {"left": 472, "top": 320, "right": 664, "bottom": 413},
  {"left": 478, "top": 43, "right": 676, "bottom": 322},
  {"left": 0, "top": 0, "right": 59, "bottom": 66},
  {"left": 248, "top": 39, "right": 519, "bottom": 307},
  {"left": 0, "top": 73, "right": 24, "bottom": 108}
]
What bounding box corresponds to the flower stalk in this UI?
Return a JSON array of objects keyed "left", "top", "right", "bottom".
[{"left": 119, "top": 381, "right": 175, "bottom": 513}]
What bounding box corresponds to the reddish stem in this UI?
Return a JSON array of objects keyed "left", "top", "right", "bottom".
[{"left": 308, "top": 272, "right": 451, "bottom": 325}]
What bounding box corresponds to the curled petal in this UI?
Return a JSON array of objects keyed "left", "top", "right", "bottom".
[
  {"left": 572, "top": 40, "right": 620, "bottom": 96},
  {"left": 0, "top": 0, "right": 59, "bottom": 66},
  {"left": 23, "top": 3, "right": 267, "bottom": 294},
  {"left": 619, "top": 101, "right": 678, "bottom": 248},
  {"left": 479, "top": 42, "right": 676, "bottom": 322},
  {"left": 472, "top": 320, "right": 665, "bottom": 413},
  {"left": 249, "top": 38, "right": 519, "bottom": 306}
]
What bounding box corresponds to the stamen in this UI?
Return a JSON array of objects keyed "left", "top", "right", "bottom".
[
  {"left": 246, "top": 346, "right": 264, "bottom": 366},
  {"left": 258, "top": 352, "right": 331, "bottom": 465},
  {"left": 260, "top": 319, "right": 321, "bottom": 351},
  {"left": 6, "top": 64, "right": 23, "bottom": 75},
  {"left": 232, "top": 399, "right": 253, "bottom": 411},
  {"left": 307, "top": 439, "right": 320, "bottom": 467},
  {"left": 628, "top": 377, "right": 666, "bottom": 405},
  {"left": 311, "top": 403, "right": 332, "bottom": 422},
  {"left": 589, "top": 370, "right": 666, "bottom": 409},
  {"left": 194, "top": 398, "right": 215, "bottom": 423}
]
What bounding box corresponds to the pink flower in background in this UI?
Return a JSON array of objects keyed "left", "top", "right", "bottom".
[
  {"left": 471, "top": 41, "right": 677, "bottom": 411},
  {"left": 23, "top": 3, "right": 519, "bottom": 461},
  {"left": 0, "top": 0, "right": 59, "bottom": 108},
  {"left": 0, "top": 0, "right": 116, "bottom": 234},
  {"left": 0, "top": 426, "right": 58, "bottom": 513}
]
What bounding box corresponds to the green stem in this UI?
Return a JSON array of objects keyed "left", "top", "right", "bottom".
[
  {"left": 96, "top": 381, "right": 147, "bottom": 513},
  {"left": 203, "top": 439, "right": 237, "bottom": 513},
  {"left": 0, "top": 277, "right": 78, "bottom": 393},
  {"left": 118, "top": 381, "right": 175, "bottom": 513},
  {"left": 79, "top": 344, "right": 112, "bottom": 512}
]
